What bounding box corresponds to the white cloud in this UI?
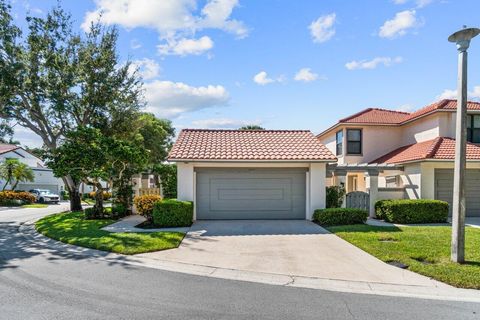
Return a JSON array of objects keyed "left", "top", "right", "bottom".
[
  {"left": 294, "top": 68, "right": 320, "bottom": 82},
  {"left": 130, "top": 39, "right": 142, "bottom": 49},
  {"left": 437, "top": 86, "right": 480, "bottom": 101},
  {"left": 345, "top": 56, "right": 403, "bottom": 70},
  {"left": 396, "top": 104, "right": 415, "bottom": 112},
  {"left": 191, "top": 118, "right": 261, "bottom": 129},
  {"left": 309, "top": 13, "right": 336, "bottom": 43},
  {"left": 130, "top": 58, "right": 161, "bottom": 80},
  {"left": 253, "top": 71, "right": 274, "bottom": 85},
  {"left": 158, "top": 36, "right": 214, "bottom": 56},
  {"left": 393, "top": 0, "right": 433, "bottom": 8},
  {"left": 82, "top": 0, "right": 247, "bottom": 56},
  {"left": 379, "top": 10, "right": 419, "bottom": 39},
  {"left": 12, "top": 126, "right": 43, "bottom": 148},
  {"left": 144, "top": 80, "right": 229, "bottom": 118}
]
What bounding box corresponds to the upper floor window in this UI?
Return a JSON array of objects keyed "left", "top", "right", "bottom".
[
  {"left": 467, "top": 114, "right": 480, "bottom": 143},
  {"left": 346, "top": 129, "right": 362, "bottom": 155},
  {"left": 336, "top": 130, "right": 343, "bottom": 156}
]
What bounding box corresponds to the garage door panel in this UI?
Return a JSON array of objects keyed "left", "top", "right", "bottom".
[
  {"left": 435, "top": 169, "right": 480, "bottom": 217},
  {"left": 196, "top": 168, "right": 306, "bottom": 219}
]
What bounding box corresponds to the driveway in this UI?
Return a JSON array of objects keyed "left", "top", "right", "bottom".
[{"left": 139, "top": 220, "right": 444, "bottom": 287}]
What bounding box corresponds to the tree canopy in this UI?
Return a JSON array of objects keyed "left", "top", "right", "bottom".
[
  {"left": 238, "top": 125, "right": 265, "bottom": 130},
  {"left": 0, "top": 1, "right": 144, "bottom": 210}
]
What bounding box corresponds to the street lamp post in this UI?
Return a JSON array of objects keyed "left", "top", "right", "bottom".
[{"left": 448, "top": 27, "right": 480, "bottom": 263}]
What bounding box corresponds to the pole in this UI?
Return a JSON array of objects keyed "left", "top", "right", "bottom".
[{"left": 451, "top": 42, "right": 468, "bottom": 263}]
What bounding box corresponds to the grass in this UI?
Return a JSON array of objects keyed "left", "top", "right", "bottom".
[
  {"left": 36, "top": 211, "right": 185, "bottom": 255},
  {"left": 22, "top": 204, "right": 48, "bottom": 208},
  {"left": 328, "top": 224, "right": 480, "bottom": 289}
]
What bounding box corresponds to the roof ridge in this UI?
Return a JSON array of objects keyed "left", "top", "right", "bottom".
[
  {"left": 425, "top": 137, "right": 444, "bottom": 159},
  {"left": 180, "top": 129, "right": 311, "bottom": 132}
]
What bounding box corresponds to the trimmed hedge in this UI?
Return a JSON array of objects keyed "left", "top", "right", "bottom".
[
  {"left": 153, "top": 199, "right": 193, "bottom": 228},
  {"left": 134, "top": 194, "right": 162, "bottom": 221},
  {"left": 375, "top": 199, "right": 449, "bottom": 224},
  {"left": 0, "top": 191, "right": 36, "bottom": 206},
  {"left": 313, "top": 208, "right": 368, "bottom": 226}
]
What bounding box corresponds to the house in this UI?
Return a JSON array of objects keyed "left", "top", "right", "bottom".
[
  {"left": 317, "top": 99, "right": 480, "bottom": 217},
  {"left": 168, "top": 129, "right": 336, "bottom": 220},
  {"left": 0, "top": 144, "right": 64, "bottom": 194}
]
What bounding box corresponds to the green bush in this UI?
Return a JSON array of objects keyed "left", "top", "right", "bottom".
[
  {"left": 61, "top": 190, "right": 70, "bottom": 200},
  {"left": 112, "top": 203, "right": 127, "bottom": 217},
  {"left": 375, "top": 199, "right": 392, "bottom": 220},
  {"left": 376, "top": 199, "right": 449, "bottom": 224},
  {"left": 153, "top": 199, "right": 193, "bottom": 227},
  {"left": 326, "top": 185, "right": 346, "bottom": 208},
  {"left": 154, "top": 163, "right": 177, "bottom": 199},
  {"left": 313, "top": 208, "right": 368, "bottom": 226}
]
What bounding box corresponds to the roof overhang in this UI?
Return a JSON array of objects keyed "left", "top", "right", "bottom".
[{"left": 169, "top": 159, "right": 337, "bottom": 163}]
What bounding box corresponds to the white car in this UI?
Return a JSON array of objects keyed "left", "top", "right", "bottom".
[{"left": 29, "top": 189, "right": 60, "bottom": 204}]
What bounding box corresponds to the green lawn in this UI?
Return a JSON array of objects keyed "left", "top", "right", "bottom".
[
  {"left": 22, "top": 204, "right": 48, "bottom": 208},
  {"left": 36, "top": 211, "right": 185, "bottom": 255},
  {"left": 328, "top": 224, "right": 480, "bottom": 289}
]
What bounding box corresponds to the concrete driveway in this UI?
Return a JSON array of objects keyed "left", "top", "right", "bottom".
[{"left": 139, "top": 220, "right": 444, "bottom": 287}]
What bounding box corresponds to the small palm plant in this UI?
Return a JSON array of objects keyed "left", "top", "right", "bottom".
[
  {"left": 11, "top": 163, "right": 35, "bottom": 190},
  {"left": 0, "top": 159, "right": 35, "bottom": 190}
]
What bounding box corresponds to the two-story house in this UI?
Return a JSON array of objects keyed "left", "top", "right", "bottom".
[
  {"left": 0, "top": 143, "right": 65, "bottom": 194},
  {"left": 317, "top": 99, "right": 480, "bottom": 217}
]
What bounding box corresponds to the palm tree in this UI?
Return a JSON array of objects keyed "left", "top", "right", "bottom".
[
  {"left": 11, "top": 163, "right": 34, "bottom": 190},
  {"left": 0, "top": 158, "right": 20, "bottom": 191}
]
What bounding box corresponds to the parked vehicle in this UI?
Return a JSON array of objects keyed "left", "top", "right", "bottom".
[{"left": 29, "top": 189, "right": 60, "bottom": 204}]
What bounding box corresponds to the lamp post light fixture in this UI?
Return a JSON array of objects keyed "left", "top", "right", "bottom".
[{"left": 448, "top": 26, "right": 480, "bottom": 263}]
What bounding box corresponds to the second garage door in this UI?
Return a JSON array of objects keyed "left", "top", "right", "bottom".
[
  {"left": 435, "top": 169, "right": 480, "bottom": 217},
  {"left": 196, "top": 168, "right": 307, "bottom": 220}
]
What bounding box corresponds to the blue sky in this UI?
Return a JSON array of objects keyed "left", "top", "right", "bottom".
[{"left": 10, "top": 0, "right": 480, "bottom": 147}]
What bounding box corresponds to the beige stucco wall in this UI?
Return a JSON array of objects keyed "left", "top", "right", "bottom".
[
  {"left": 399, "top": 161, "right": 480, "bottom": 201},
  {"left": 176, "top": 161, "right": 328, "bottom": 220}
]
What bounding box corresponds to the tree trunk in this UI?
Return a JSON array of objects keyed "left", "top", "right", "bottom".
[
  {"left": 94, "top": 183, "right": 104, "bottom": 218},
  {"left": 62, "top": 176, "right": 82, "bottom": 211}
]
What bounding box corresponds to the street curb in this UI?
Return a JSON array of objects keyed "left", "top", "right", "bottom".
[{"left": 21, "top": 218, "right": 480, "bottom": 303}]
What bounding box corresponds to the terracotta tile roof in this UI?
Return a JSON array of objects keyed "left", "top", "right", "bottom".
[
  {"left": 168, "top": 129, "right": 336, "bottom": 161},
  {"left": 371, "top": 137, "right": 480, "bottom": 164},
  {"left": 318, "top": 99, "right": 480, "bottom": 138},
  {"left": 0, "top": 144, "right": 19, "bottom": 155},
  {"left": 339, "top": 108, "right": 410, "bottom": 124}
]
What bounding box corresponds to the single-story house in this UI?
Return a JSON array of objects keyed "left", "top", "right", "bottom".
[{"left": 168, "top": 129, "right": 336, "bottom": 220}]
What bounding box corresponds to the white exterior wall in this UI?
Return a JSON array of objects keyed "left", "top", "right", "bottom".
[
  {"left": 400, "top": 163, "right": 422, "bottom": 199},
  {"left": 175, "top": 161, "right": 328, "bottom": 220}
]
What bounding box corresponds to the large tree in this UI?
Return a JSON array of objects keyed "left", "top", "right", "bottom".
[
  {"left": 0, "top": 2, "right": 143, "bottom": 210},
  {"left": 46, "top": 127, "right": 148, "bottom": 217}
]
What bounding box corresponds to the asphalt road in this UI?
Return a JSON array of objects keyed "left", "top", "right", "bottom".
[{"left": 0, "top": 205, "right": 479, "bottom": 320}]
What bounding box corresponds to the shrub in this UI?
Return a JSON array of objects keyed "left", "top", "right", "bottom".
[
  {"left": 153, "top": 163, "right": 177, "bottom": 199},
  {"left": 153, "top": 199, "right": 193, "bottom": 227},
  {"left": 0, "top": 191, "right": 36, "bottom": 206},
  {"left": 134, "top": 194, "right": 162, "bottom": 221},
  {"left": 112, "top": 203, "right": 128, "bottom": 217},
  {"left": 378, "top": 199, "right": 449, "bottom": 224},
  {"left": 313, "top": 208, "right": 368, "bottom": 226},
  {"left": 88, "top": 191, "right": 112, "bottom": 200},
  {"left": 374, "top": 199, "right": 392, "bottom": 220},
  {"left": 61, "top": 190, "right": 70, "bottom": 200},
  {"left": 326, "top": 185, "right": 346, "bottom": 208},
  {"left": 84, "top": 207, "right": 96, "bottom": 219}
]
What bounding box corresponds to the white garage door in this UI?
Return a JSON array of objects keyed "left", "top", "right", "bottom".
[{"left": 196, "top": 168, "right": 307, "bottom": 220}]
